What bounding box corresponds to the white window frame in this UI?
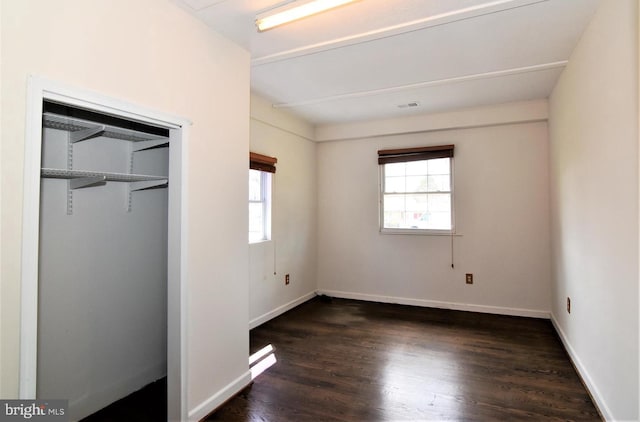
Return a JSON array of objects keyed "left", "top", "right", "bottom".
[
  {"left": 249, "top": 169, "right": 272, "bottom": 243},
  {"left": 379, "top": 157, "right": 455, "bottom": 235}
]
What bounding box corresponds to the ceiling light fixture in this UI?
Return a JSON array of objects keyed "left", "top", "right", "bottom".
[{"left": 255, "top": 0, "right": 358, "bottom": 32}]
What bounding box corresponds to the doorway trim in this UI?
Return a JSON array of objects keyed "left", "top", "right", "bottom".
[{"left": 19, "top": 76, "right": 189, "bottom": 421}]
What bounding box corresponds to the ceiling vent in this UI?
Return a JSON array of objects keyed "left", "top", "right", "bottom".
[{"left": 397, "top": 102, "right": 420, "bottom": 109}]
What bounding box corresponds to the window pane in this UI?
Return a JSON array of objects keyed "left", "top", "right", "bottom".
[
  {"left": 426, "top": 193, "right": 452, "bottom": 230},
  {"left": 427, "top": 158, "right": 450, "bottom": 175},
  {"left": 249, "top": 169, "right": 262, "bottom": 201},
  {"left": 406, "top": 176, "right": 428, "bottom": 192},
  {"left": 384, "top": 176, "right": 405, "bottom": 193},
  {"left": 384, "top": 162, "right": 405, "bottom": 177},
  {"left": 384, "top": 194, "right": 405, "bottom": 212},
  {"left": 427, "top": 175, "right": 450, "bottom": 192},
  {"left": 405, "top": 194, "right": 429, "bottom": 213},
  {"left": 428, "top": 212, "right": 452, "bottom": 230},
  {"left": 383, "top": 211, "right": 404, "bottom": 228},
  {"left": 249, "top": 202, "right": 264, "bottom": 242},
  {"left": 427, "top": 193, "right": 451, "bottom": 213},
  {"left": 249, "top": 169, "right": 272, "bottom": 243},
  {"left": 405, "top": 160, "right": 428, "bottom": 176}
]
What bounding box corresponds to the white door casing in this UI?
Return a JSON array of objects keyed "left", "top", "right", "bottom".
[{"left": 19, "top": 76, "right": 189, "bottom": 421}]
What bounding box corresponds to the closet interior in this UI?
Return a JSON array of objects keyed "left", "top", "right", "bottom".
[{"left": 36, "top": 101, "right": 170, "bottom": 421}]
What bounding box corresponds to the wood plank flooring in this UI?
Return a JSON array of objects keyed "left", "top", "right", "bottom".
[{"left": 208, "top": 296, "right": 600, "bottom": 421}]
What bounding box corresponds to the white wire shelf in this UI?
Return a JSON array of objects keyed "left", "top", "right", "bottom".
[
  {"left": 43, "top": 113, "right": 170, "bottom": 143},
  {"left": 41, "top": 168, "right": 167, "bottom": 182},
  {"left": 41, "top": 168, "right": 168, "bottom": 190}
]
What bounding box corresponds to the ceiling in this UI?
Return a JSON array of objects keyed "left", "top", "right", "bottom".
[{"left": 176, "top": 0, "right": 601, "bottom": 125}]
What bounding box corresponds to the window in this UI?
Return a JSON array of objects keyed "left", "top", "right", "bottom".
[
  {"left": 249, "top": 152, "right": 276, "bottom": 243},
  {"left": 379, "top": 145, "right": 454, "bottom": 233}
]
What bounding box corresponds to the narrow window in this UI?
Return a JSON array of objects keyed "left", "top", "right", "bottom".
[
  {"left": 378, "top": 145, "right": 454, "bottom": 233},
  {"left": 249, "top": 152, "right": 276, "bottom": 243}
]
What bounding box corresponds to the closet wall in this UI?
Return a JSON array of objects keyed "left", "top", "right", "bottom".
[{"left": 37, "top": 118, "right": 169, "bottom": 420}]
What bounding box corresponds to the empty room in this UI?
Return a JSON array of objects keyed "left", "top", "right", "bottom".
[{"left": 0, "top": 0, "right": 638, "bottom": 421}]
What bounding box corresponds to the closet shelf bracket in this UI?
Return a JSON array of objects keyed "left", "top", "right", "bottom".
[
  {"left": 127, "top": 180, "right": 168, "bottom": 212},
  {"left": 70, "top": 176, "right": 107, "bottom": 190},
  {"left": 130, "top": 180, "right": 168, "bottom": 191},
  {"left": 133, "top": 139, "right": 170, "bottom": 152},
  {"left": 70, "top": 125, "right": 106, "bottom": 143}
]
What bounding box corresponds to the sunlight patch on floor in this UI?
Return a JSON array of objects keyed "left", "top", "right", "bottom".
[{"left": 249, "top": 344, "right": 277, "bottom": 380}]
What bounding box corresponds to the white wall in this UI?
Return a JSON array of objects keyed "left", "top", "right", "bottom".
[
  {"left": 0, "top": 0, "right": 251, "bottom": 419},
  {"left": 548, "top": 1, "right": 639, "bottom": 420},
  {"left": 249, "top": 94, "right": 317, "bottom": 328},
  {"left": 317, "top": 103, "right": 551, "bottom": 317}
]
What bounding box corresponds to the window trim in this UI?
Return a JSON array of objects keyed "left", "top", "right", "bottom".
[
  {"left": 378, "top": 146, "right": 455, "bottom": 235},
  {"left": 249, "top": 169, "right": 272, "bottom": 244},
  {"left": 249, "top": 151, "right": 276, "bottom": 244}
]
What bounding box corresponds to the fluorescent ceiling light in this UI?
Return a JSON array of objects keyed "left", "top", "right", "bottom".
[{"left": 256, "top": 0, "right": 358, "bottom": 32}]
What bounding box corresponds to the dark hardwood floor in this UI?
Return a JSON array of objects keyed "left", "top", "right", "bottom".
[{"left": 208, "top": 296, "right": 600, "bottom": 421}]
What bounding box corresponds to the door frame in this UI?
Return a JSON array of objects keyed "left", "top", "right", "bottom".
[{"left": 19, "top": 76, "right": 189, "bottom": 421}]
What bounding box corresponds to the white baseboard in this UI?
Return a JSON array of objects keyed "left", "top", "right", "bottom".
[
  {"left": 249, "top": 291, "right": 317, "bottom": 329},
  {"left": 550, "top": 314, "right": 612, "bottom": 421},
  {"left": 188, "top": 371, "right": 251, "bottom": 422},
  {"left": 317, "top": 289, "right": 550, "bottom": 319}
]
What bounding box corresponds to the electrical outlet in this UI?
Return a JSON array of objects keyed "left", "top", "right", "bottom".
[
  {"left": 465, "top": 273, "right": 473, "bottom": 284},
  {"left": 285, "top": 274, "right": 290, "bottom": 285},
  {"left": 567, "top": 297, "right": 571, "bottom": 314}
]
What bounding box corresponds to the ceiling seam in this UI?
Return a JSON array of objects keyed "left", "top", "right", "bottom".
[
  {"left": 250, "top": 116, "right": 315, "bottom": 142},
  {"left": 273, "top": 61, "right": 567, "bottom": 109},
  {"left": 188, "top": 0, "right": 229, "bottom": 12}
]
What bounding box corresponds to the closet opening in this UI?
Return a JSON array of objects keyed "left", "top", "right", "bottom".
[{"left": 20, "top": 77, "right": 187, "bottom": 422}]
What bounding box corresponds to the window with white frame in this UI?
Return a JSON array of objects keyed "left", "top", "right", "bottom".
[
  {"left": 378, "top": 145, "right": 454, "bottom": 233},
  {"left": 249, "top": 152, "right": 276, "bottom": 243}
]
